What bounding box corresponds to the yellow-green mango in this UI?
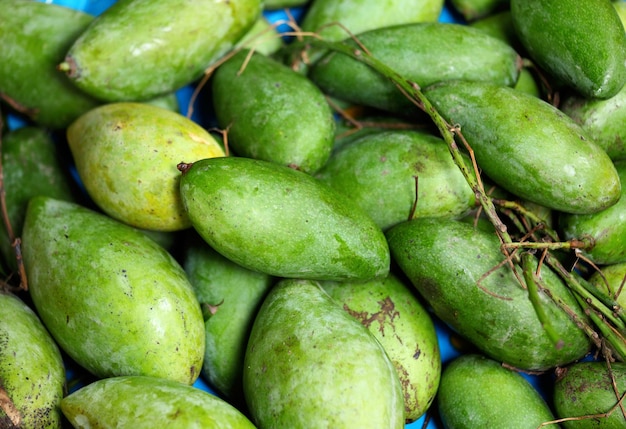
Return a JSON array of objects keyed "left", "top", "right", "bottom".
[
  {"left": 61, "top": 375, "right": 256, "bottom": 428},
  {"left": 0, "top": 0, "right": 101, "bottom": 129},
  {"left": 0, "top": 291, "right": 66, "bottom": 429},
  {"left": 211, "top": 49, "right": 335, "bottom": 174},
  {"left": 386, "top": 217, "right": 592, "bottom": 371},
  {"left": 559, "top": 160, "right": 626, "bottom": 265},
  {"left": 314, "top": 129, "right": 476, "bottom": 231},
  {"left": 59, "top": 0, "right": 262, "bottom": 101},
  {"left": 511, "top": 0, "right": 626, "bottom": 99},
  {"left": 308, "top": 22, "right": 522, "bottom": 115},
  {"left": 67, "top": 102, "right": 225, "bottom": 232},
  {"left": 183, "top": 233, "right": 274, "bottom": 403},
  {"left": 0, "top": 126, "right": 78, "bottom": 273},
  {"left": 424, "top": 80, "right": 621, "bottom": 214},
  {"left": 178, "top": 156, "right": 390, "bottom": 281},
  {"left": 22, "top": 196, "right": 205, "bottom": 385},
  {"left": 553, "top": 361, "right": 626, "bottom": 429},
  {"left": 438, "top": 354, "right": 558, "bottom": 428},
  {"left": 243, "top": 278, "right": 405, "bottom": 428},
  {"left": 321, "top": 273, "right": 441, "bottom": 423}
]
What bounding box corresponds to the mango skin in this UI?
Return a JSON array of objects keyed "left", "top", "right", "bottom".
[
  {"left": 438, "top": 354, "right": 558, "bottom": 429},
  {"left": 321, "top": 273, "right": 441, "bottom": 423},
  {"left": 0, "top": 126, "right": 77, "bottom": 272},
  {"left": 212, "top": 49, "right": 335, "bottom": 174},
  {"left": 449, "top": 0, "right": 509, "bottom": 21},
  {"left": 61, "top": 375, "right": 257, "bottom": 428},
  {"left": 511, "top": 0, "right": 626, "bottom": 99},
  {"left": 560, "top": 85, "right": 626, "bottom": 161},
  {"left": 183, "top": 233, "right": 274, "bottom": 403},
  {"left": 553, "top": 362, "right": 626, "bottom": 429},
  {"left": 243, "top": 278, "right": 405, "bottom": 428},
  {"left": 60, "top": 0, "right": 261, "bottom": 101},
  {"left": 300, "top": 0, "right": 443, "bottom": 42},
  {"left": 308, "top": 22, "right": 522, "bottom": 114},
  {"left": 179, "top": 156, "right": 390, "bottom": 281},
  {"left": 21, "top": 196, "right": 205, "bottom": 385},
  {"left": 559, "top": 160, "right": 626, "bottom": 265},
  {"left": 588, "top": 262, "right": 626, "bottom": 309},
  {"left": 67, "top": 102, "right": 225, "bottom": 232},
  {"left": 424, "top": 80, "right": 622, "bottom": 214},
  {"left": 315, "top": 130, "right": 476, "bottom": 231},
  {"left": 0, "top": 291, "right": 66, "bottom": 429},
  {"left": 386, "top": 217, "right": 592, "bottom": 371},
  {"left": 0, "top": 0, "right": 100, "bottom": 129}
]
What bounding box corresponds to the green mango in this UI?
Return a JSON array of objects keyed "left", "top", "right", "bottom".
[
  {"left": 321, "top": 273, "right": 441, "bottom": 422},
  {"left": 264, "top": 0, "right": 309, "bottom": 9},
  {"left": 178, "top": 156, "right": 390, "bottom": 281},
  {"left": 386, "top": 217, "right": 592, "bottom": 371},
  {"left": 559, "top": 160, "right": 626, "bottom": 265},
  {"left": 183, "top": 233, "right": 274, "bottom": 402},
  {"left": 553, "top": 361, "right": 626, "bottom": 429},
  {"left": 469, "top": 10, "right": 519, "bottom": 48},
  {"left": 0, "top": 0, "right": 101, "bottom": 129},
  {"left": 314, "top": 129, "right": 476, "bottom": 231},
  {"left": 588, "top": 262, "right": 626, "bottom": 308},
  {"left": 0, "top": 291, "right": 66, "bottom": 429},
  {"left": 0, "top": 126, "right": 77, "bottom": 273},
  {"left": 211, "top": 49, "right": 335, "bottom": 174},
  {"left": 438, "top": 354, "right": 558, "bottom": 429},
  {"left": 61, "top": 375, "right": 257, "bottom": 428},
  {"left": 58, "top": 0, "right": 261, "bottom": 101},
  {"left": 449, "top": 0, "right": 509, "bottom": 21},
  {"left": 423, "top": 80, "right": 621, "bottom": 214},
  {"left": 308, "top": 22, "right": 522, "bottom": 115},
  {"left": 21, "top": 196, "right": 205, "bottom": 385},
  {"left": 560, "top": 84, "right": 626, "bottom": 161},
  {"left": 236, "top": 16, "right": 284, "bottom": 56},
  {"left": 300, "top": 0, "right": 443, "bottom": 43},
  {"left": 511, "top": 0, "right": 626, "bottom": 99},
  {"left": 243, "top": 278, "right": 405, "bottom": 428},
  {"left": 67, "top": 102, "right": 225, "bottom": 232}
]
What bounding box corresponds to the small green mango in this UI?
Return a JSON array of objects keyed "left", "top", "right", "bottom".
[
  {"left": 424, "top": 80, "right": 622, "bottom": 214},
  {"left": 183, "top": 233, "right": 274, "bottom": 403},
  {"left": 67, "top": 102, "right": 225, "bottom": 232},
  {"left": 0, "top": 126, "right": 77, "bottom": 272},
  {"left": 553, "top": 361, "right": 626, "bottom": 429},
  {"left": 315, "top": 129, "right": 476, "bottom": 231},
  {"left": 386, "top": 217, "right": 592, "bottom": 371},
  {"left": 243, "top": 278, "right": 405, "bottom": 428},
  {"left": 588, "top": 262, "right": 626, "bottom": 309},
  {"left": 235, "top": 16, "right": 284, "bottom": 56},
  {"left": 0, "top": 291, "right": 66, "bottom": 429},
  {"left": 0, "top": 0, "right": 101, "bottom": 129},
  {"left": 449, "top": 0, "right": 509, "bottom": 21},
  {"left": 178, "top": 156, "right": 390, "bottom": 281},
  {"left": 308, "top": 22, "right": 522, "bottom": 114},
  {"left": 61, "top": 375, "right": 256, "bottom": 428},
  {"left": 22, "top": 196, "right": 205, "bottom": 385},
  {"left": 321, "top": 273, "right": 441, "bottom": 423},
  {"left": 212, "top": 49, "right": 335, "bottom": 174},
  {"left": 59, "top": 0, "right": 261, "bottom": 101},
  {"left": 559, "top": 160, "right": 626, "bottom": 265},
  {"left": 438, "top": 354, "right": 558, "bottom": 428},
  {"left": 511, "top": 0, "right": 626, "bottom": 99},
  {"left": 560, "top": 85, "right": 626, "bottom": 161}
]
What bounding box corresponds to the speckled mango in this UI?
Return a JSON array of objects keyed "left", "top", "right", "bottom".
[
  {"left": 59, "top": 0, "right": 262, "bottom": 101},
  {"left": 178, "top": 156, "right": 390, "bottom": 281},
  {"left": 67, "top": 102, "right": 225, "bottom": 232},
  {"left": 243, "top": 278, "right": 405, "bottom": 428},
  {"left": 21, "top": 196, "right": 205, "bottom": 385},
  {"left": 61, "top": 375, "right": 257, "bottom": 428},
  {"left": 0, "top": 291, "right": 66, "bottom": 429},
  {"left": 424, "top": 80, "right": 621, "bottom": 214}
]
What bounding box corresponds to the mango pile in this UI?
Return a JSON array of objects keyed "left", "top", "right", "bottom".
[{"left": 1, "top": 0, "right": 626, "bottom": 428}]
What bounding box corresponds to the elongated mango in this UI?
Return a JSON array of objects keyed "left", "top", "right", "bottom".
[
  {"left": 424, "top": 80, "right": 621, "bottom": 214},
  {"left": 178, "top": 156, "right": 390, "bottom": 281},
  {"left": 59, "top": 0, "right": 261, "bottom": 101},
  {"left": 22, "top": 196, "right": 205, "bottom": 385}
]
